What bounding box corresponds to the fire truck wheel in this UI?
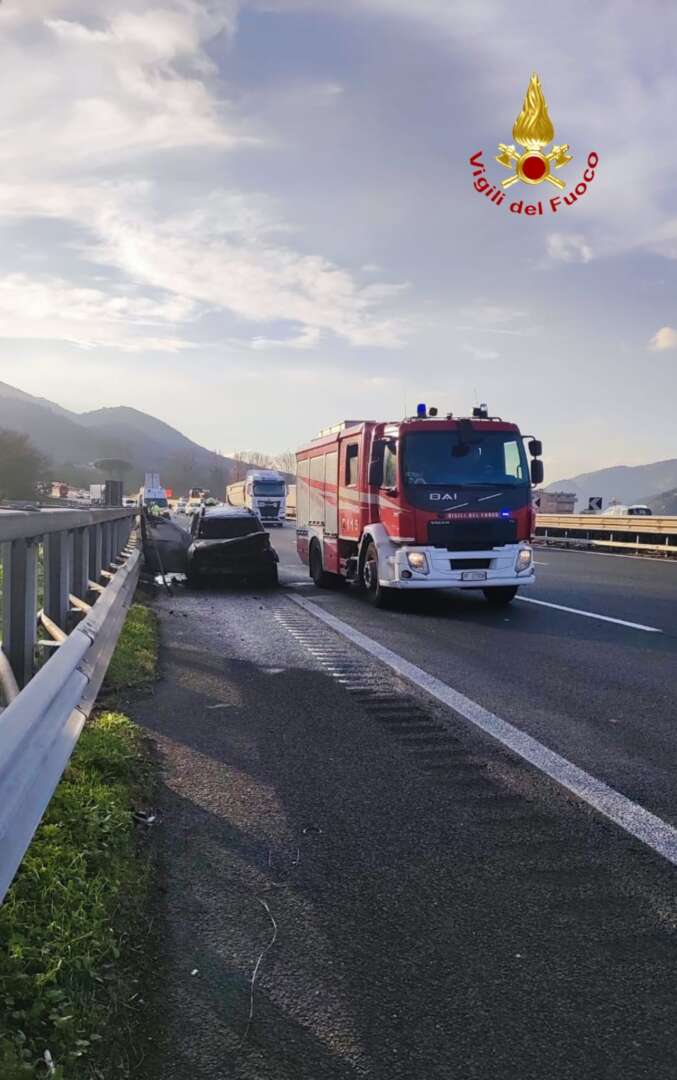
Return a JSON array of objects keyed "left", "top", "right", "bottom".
[
  {"left": 482, "top": 586, "right": 518, "bottom": 606},
  {"left": 361, "top": 542, "right": 394, "bottom": 608},
  {"left": 310, "top": 542, "right": 341, "bottom": 589}
]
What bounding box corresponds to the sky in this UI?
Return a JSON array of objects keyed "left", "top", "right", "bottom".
[{"left": 1, "top": 0, "right": 676, "bottom": 480}]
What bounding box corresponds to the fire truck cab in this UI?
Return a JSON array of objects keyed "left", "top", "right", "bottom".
[{"left": 296, "top": 405, "right": 543, "bottom": 607}]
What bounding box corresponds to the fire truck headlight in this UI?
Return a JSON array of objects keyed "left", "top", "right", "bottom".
[
  {"left": 515, "top": 548, "right": 533, "bottom": 573},
  {"left": 406, "top": 552, "right": 429, "bottom": 574}
]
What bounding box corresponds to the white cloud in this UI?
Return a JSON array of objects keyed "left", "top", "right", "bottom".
[
  {"left": 457, "top": 304, "right": 526, "bottom": 326},
  {"left": 0, "top": 272, "right": 198, "bottom": 351},
  {"left": 649, "top": 326, "right": 677, "bottom": 351},
  {"left": 546, "top": 234, "right": 593, "bottom": 264},
  {"left": 0, "top": 1, "right": 409, "bottom": 355},
  {"left": 454, "top": 303, "right": 534, "bottom": 337},
  {"left": 250, "top": 326, "right": 322, "bottom": 350},
  {"left": 461, "top": 344, "right": 500, "bottom": 361}
]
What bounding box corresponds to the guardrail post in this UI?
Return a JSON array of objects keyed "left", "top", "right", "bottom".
[
  {"left": 1, "top": 538, "right": 38, "bottom": 687},
  {"left": 89, "top": 523, "right": 102, "bottom": 584},
  {"left": 44, "top": 532, "right": 70, "bottom": 631},
  {"left": 72, "top": 527, "right": 90, "bottom": 599},
  {"left": 101, "top": 522, "right": 112, "bottom": 573},
  {"left": 106, "top": 521, "right": 113, "bottom": 565},
  {"left": 113, "top": 519, "right": 122, "bottom": 560}
]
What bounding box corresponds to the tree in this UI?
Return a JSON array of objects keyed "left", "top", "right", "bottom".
[
  {"left": 93, "top": 458, "right": 133, "bottom": 479},
  {"left": 273, "top": 450, "right": 296, "bottom": 476},
  {"left": 230, "top": 450, "right": 274, "bottom": 481},
  {"left": 238, "top": 450, "right": 274, "bottom": 468},
  {"left": 208, "top": 463, "right": 227, "bottom": 498},
  {"left": 0, "top": 429, "right": 50, "bottom": 500}
]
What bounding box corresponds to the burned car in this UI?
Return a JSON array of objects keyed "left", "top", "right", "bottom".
[{"left": 186, "top": 507, "right": 279, "bottom": 587}]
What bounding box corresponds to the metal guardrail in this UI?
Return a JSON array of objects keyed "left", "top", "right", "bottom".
[
  {"left": 0, "top": 508, "right": 140, "bottom": 902},
  {"left": 1, "top": 507, "right": 136, "bottom": 690},
  {"left": 535, "top": 513, "right": 677, "bottom": 556}
]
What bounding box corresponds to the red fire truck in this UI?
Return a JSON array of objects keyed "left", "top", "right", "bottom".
[{"left": 296, "top": 404, "right": 543, "bottom": 607}]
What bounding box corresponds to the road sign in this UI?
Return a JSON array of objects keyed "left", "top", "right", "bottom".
[{"left": 588, "top": 497, "right": 603, "bottom": 512}]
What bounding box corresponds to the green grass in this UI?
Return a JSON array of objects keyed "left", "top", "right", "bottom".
[
  {"left": 103, "top": 604, "right": 158, "bottom": 692},
  {"left": 0, "top": 605, "right": 159, "bottom": 1078}
]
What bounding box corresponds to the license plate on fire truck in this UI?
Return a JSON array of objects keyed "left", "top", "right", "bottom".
[{"left": 460, "top": 570, "right": 487, "bottom": 581}]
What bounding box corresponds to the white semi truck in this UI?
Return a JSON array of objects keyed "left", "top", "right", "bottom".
[
  {"left": 226, "top": 469, "right": 286, "bottom": 526},
  {"left": 139, "top": 472, "right": 170, "bottom": 517}
]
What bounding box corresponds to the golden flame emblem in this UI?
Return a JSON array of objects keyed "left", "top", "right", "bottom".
[
  {"left": 512, "top": 73, "right": 554, "bottom": 150},
  {"left": 496, "top": 74, "right": 572, "bottom": 189}
]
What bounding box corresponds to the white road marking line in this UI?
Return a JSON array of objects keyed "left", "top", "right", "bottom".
[
  {"left": 287, "top": 593, "right": 677, "bottom": 867},
  {"left": 534, "top": 560, "right": 549, "bottom": 565},
  {"left": 536, "top": 546, "right": 677, "bottom": 565},
  {"left": 517, "top": 596, "right": 662, "bottom": 633}
]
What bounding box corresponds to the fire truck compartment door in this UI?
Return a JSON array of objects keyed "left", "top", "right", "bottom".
[{"left": 339, "top": 440, "right": 361, "bottom": 539}]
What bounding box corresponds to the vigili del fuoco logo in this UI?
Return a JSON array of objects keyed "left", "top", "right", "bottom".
[{"left": 469, "top": 73, "right": 598, "bottom": 216}]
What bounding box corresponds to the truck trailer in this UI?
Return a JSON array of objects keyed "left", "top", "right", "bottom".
[
  {"left": 226, "top": 469, "right": 286, "bottom": 526},
  {"left": 139, "top": 472, "right": 170, "bottom": 518},
  {"left": 295, "top": 405, "right": 543, "bottom": 606}
]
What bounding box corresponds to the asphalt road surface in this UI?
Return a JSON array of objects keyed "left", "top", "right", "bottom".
[
  {"left": 275, "top": 529, "right": 677, "bottom": 827},
  {"left": 134, "top": 524, "right": 677, "bottom": 1080}
]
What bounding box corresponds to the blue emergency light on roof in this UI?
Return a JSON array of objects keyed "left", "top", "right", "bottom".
[
  {"left": 416, "top": 403, "right": 427, "bottom": 417},
  {"left": 500, "top": 510, "right": 511, "bottom": 518}
]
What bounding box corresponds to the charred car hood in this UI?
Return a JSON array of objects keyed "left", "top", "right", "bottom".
[{"left": 189, "top": 532, "right": 278, "bottom": 560}]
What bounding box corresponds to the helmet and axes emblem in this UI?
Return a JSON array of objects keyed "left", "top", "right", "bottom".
[{"left": 496, "top": 73, "right": 572, "bottom": 189}]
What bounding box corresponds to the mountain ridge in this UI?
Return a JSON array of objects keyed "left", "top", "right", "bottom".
[
  {"left": 546, "top": 458, "right": 677, "bottom": 510},
  {"left": 0, "top": 381, "right": 250, "bottom": 493}
]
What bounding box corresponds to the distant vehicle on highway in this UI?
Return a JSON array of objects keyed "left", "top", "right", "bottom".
[
  {"left": 185, "top": 498, "right": 203, "bottom": 516},
  {"left": 122, "top": 496, "right": 138, "bottom": 508},
  {"left": 226, "top": 469, "right": 286, "bottom": 526},
  {"left": 139, "top": 472, "right": 170, "bottom": 518},
  {"left": 176, "top": 497, "right": 187, "bottom": 512},
  {"left": 296, "top": 403, "right": 543, "bottom": 607},
  {"left": 605, "top": 503, "right": 653, "bottom": 517},
  {"left": 286, "top": 483, "right": 297, "bottom": 519},
  {"left": 186, "top": 507, "right": 279, "bottom": 588}
]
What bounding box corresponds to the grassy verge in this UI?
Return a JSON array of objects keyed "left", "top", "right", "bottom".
[
  {"left": 103, "top": 604, "right": 158, "bottom": 693},
  {"left": 0, "top": 603, "right": 158, "bottom": 1078}
]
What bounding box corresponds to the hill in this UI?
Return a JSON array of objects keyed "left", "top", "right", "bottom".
[
  {"left": 546, "top": 458, "right": 677, "bottom": 510},
  {"left": 646, "top": 488, "right": 677, "bottom": 515},
  {"left": 0, "top": 381, "right": 252, "bottom": 495}
]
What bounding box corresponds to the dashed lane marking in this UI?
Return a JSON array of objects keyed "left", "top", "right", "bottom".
[
  {"left": 536, "top": 546, "right": 677, "bottom": 564},
  {"left": 285, "top": 593, "right": 677, "bottom": 867},
  {"left": 517, "top": 595, "right": 662, "bottom": 633}
]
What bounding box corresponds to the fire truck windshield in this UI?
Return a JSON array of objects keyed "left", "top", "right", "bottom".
[
  {"left": 403, "top": 431, "right": 528, "bottom": 487},
  {"left": 253, "top": 481, "right": 285, "bottom": 496}
]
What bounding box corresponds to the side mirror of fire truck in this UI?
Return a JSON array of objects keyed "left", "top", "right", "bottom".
[
  {"left": 531, "top": 459, "right": 544, "bottom": 486},
  {"left": 528, "top": 438, "right": 543, "bottom": 457}
]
